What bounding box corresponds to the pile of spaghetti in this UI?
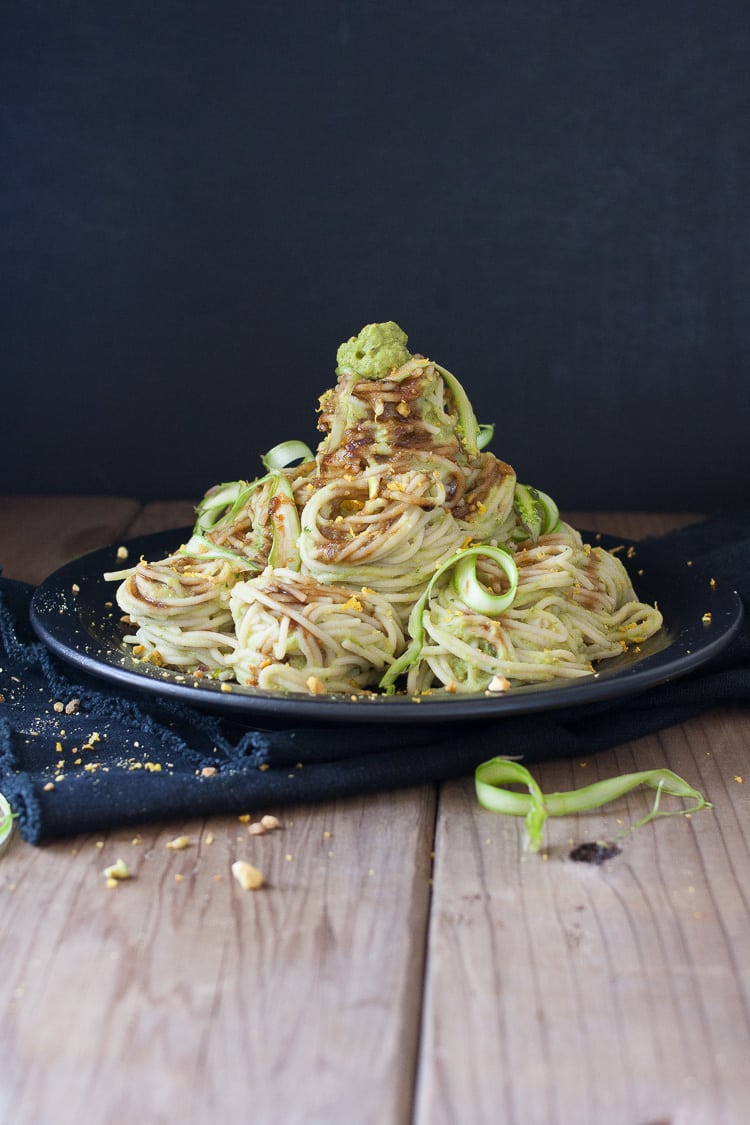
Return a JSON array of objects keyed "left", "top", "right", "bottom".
[{"left": 105, "top": 322, "right": 663, "bottom": 696}]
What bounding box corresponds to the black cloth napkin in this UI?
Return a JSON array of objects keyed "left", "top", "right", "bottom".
[{"left": 2, "top": 513, "right": 748, "bottom": 844}]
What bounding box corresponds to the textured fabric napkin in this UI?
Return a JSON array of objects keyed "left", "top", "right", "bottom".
[{"left": 1, "top": 513, "right": 747, "bottom": 844}]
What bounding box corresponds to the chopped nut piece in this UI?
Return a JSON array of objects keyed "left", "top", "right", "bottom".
[
  {"left": 200, "top": 766, "right": 218, "bottom": 778},
  {"left": 116, "top": 546, "right": 129, "bottom": 560},
  {"left": 43, "top": 782, "right": 55, "bottom": 792},
  {"left": 53, "top": 701, "right": 64, "bottom": 713},
  {"left": 64, "top": 699, "right": 81, "bottom": 715},
  {"left": 165, "top": 835, "right": 191, "bottom": 850},
  {"left": 231, "top": 860, "right": 265, "bottom": 890},
  {"left": 487, "top": 675, "right": 511, "bottom": 692},
  {"left": 248, "top": 822, "right": 266, "bottom": 836},
  {"left": 305, "top": 675, "right": 328, "bottom": 695},
  {"left": 103, "top": 858, "right": 131, "bottom": 881},
  {"left": 260, "top": 814, "right": 280, "bottom": 830}
]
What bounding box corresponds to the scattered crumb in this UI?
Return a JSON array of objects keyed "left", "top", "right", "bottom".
[
  {"left": 260, "top": 814, "right": 280, "bottom": 830},
  {"left": 116, "top": 546, "right": 129, "bottom": 560},
  {"left": 165, "top": 835, "right": 191, "bottom": 850},
  {"left": 231, "top": 860, "right": 265, "bottom": 890},
  {"left": 43, "top": 782, "right": 55, "bottom": 792},
  {"left": 200, "top": 766, "right": 217, "bottom": 778},
  {"left": 248, "top": 822, "right": 266, "bottom": 836},
  {"left": 103, "top": 858, "right": 131, "bottom": 881}
]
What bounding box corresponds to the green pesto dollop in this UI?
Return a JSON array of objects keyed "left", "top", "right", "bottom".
[{"left": 335, "top": 321, "right": 412, "bottom": 381}]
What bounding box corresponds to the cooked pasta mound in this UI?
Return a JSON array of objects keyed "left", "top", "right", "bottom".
[{"left": 105, "top": 321, "right": 662, "bottom": 696}]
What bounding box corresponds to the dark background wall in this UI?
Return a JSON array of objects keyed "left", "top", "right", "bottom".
[{"left": 2, "top": 1, "right": 748, "bottom": 511}]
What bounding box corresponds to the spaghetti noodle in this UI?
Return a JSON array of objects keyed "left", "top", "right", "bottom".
[{"left": 105, "top": 321, "right": 663, "bottom": 696}]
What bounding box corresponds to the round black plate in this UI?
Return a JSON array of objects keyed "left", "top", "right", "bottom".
[{"left": 30, "top": 527, "right": 743, "bottom": 724}]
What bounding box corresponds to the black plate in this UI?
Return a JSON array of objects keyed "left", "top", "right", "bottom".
[{"left": 30, "top": 527, "right": 743, "bottom": 724}]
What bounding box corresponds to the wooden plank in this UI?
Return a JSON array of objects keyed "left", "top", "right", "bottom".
[
  {"left": 415, "top": 719, "right": 750, "bottom": 1124},
  {"left": 563, "top": 510, "right": 702, "bottom": 539},
  {"left": 0, "top": 788, "right": 436, "bottom": 1125},
  {"left": 0, "top": 494, "right": 436, "bottom": 1123},
  {"left": 124, "top": 499, "right": 197, "bottom": 538},
  {"left": 0, "top": 495, "right": 143, "bottom": 585},
  {"left": 415, "top": 510, "right": 749, "bottom": 1124}
]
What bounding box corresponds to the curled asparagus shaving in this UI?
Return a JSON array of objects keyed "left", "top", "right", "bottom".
[
  {"left": 261, "top": 441, "right": 314, "bottom": 470},
  {"left": 0, "top": 792, "right": 16, "bottom": 852},
  {"left": 474, "top": 758, "right": 712, "bottom": 852},
  {"left": 380, "top": 544, "right": 518, "bottom": 690}
]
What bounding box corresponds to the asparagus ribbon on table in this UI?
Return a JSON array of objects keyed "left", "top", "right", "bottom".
[
  {"left": 474, "top": 758, "right": 712, "bottom": 853},
  {"left": 0, "top": 791, "right": 16, "bottom": 852}
]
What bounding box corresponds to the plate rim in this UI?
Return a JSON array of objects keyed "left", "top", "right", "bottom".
[{"left": 29, "top": 526, "right": 744, "bottom": 725}]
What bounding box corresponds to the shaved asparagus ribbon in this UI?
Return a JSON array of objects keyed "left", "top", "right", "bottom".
[
  {"left": 192, "top": 460, "right": 304, "bottom": 572},
  {"left": 0, "top": 792, "right": 15, "bottom": 852},
  {"left": 434, "top": 364, "right": 481, "bottom": 456},
  {"left": 513, "top": 483, "right": 561, "bottom": 541},
  {"left": 380, "top": 544, "right": 518, "bottom": 690},
  {"left": 267, "top": 474, "right": 302, "bottom": 570},
  {"left": 261, "top": 441, "right": 314, "bottom": 470},
  {"left": 474, "top": 758, "right": 712, "bottom": 853}
]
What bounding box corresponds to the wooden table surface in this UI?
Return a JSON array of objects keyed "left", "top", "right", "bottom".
[{"left": 1, "top": 497, "right": 749, "bottom": 1125}]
